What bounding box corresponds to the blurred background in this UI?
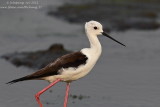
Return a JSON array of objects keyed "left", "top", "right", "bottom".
[{"left": 0, "top": 0, "right": 160, "bottom": 107}]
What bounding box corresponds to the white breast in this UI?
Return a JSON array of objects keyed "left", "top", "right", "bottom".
[
  {"left": 61, "top": 48, "right": 101, "bottom": 81},
  {"left": 44, "top": 48, "right": 101, "bottom": 83}
]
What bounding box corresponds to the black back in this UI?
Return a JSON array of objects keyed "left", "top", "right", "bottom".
[{"left": 7, "top": 51, "right": 88, "bottom": 84}]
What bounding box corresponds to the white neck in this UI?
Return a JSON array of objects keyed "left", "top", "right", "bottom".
[
  {"left": 85, "top": 32, "right": 102, "bottom": 57},
  {"left": 80, "top": 30, "right": 102, "bottom": 75}
]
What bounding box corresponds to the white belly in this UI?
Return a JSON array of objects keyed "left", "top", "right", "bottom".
[
  {"left": 62, "top": 60, "right": 96, "bottom": 81},
  {"left": 44, "top": 55, "right": 98, "bottom": 83},
  {"left": 44, "top": 48, "right": 101, "bottom": 83}
]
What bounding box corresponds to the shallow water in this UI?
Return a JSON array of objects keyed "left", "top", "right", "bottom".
[{"left": 0, "top": 0, "right": 160, "bottom": 107}]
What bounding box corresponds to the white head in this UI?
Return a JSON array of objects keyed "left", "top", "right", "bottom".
[
  {"left": 85, "top": 20, "right": 103, "bottom": 36},
  {"left": 85, "top": 20, "right": 126, "bottom": 47}
]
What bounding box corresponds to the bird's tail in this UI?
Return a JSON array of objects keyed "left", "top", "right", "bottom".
[{"left": 6, "top": 76, "right": 32, "bottom": 84}]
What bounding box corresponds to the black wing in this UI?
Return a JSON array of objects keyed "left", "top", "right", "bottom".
[{"left": 7, "top": 51, "right": 88, "bottom": 84}]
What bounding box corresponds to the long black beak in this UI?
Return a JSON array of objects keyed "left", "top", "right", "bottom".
[{"left": 102, "top": 32, "right": 126, "bottom": 47}]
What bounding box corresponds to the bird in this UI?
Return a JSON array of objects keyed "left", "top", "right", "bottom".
[{"left": 7, "top": 20, "right": 125, "bottom": 107}]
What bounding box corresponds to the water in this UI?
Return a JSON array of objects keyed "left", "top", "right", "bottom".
[{"left": 0, "top": 0, "right": 160, "bottom": 107}]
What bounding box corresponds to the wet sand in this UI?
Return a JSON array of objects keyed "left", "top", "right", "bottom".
[{"left": 0, "top": 0, "right": 160, "bottom": 107}]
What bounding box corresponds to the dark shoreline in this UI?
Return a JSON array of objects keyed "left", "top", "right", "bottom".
[
  {"left": 47, "top": 1, "right": 160, "bottom": 32},
  {"left": 1, "top": 44, "right": 71, "bottom": 69}
]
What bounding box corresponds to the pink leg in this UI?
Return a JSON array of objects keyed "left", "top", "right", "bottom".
[
  {"left": 35, "top": 79, "right": 61, "bottom": 107},
  {"left": 64, "top": 83, "right": 70, "bottom": 107}
]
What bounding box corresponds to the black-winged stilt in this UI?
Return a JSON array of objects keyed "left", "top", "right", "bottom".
[{"left": 7, "top": 21, "right": 125, "bottom": 107}]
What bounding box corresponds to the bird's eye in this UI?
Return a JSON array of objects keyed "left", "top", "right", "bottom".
[{"left": 94, "top": 26, "right": 98, "bottom": 30}]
